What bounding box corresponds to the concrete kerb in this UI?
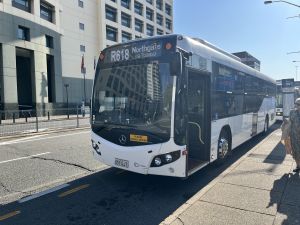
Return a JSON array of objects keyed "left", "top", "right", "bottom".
[{"left": 160, "top": 130, "right": 279, "bottom": 225}]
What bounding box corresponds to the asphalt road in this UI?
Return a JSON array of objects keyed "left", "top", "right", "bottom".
[{"left": 0, "top": 124, "right": 280, "bottom": 225}]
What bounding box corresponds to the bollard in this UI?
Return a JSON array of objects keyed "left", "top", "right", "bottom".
[
  {"left": 36, "top": 114, "right": 38, "bottom": 132},
  {"left": 48, "top": 111, "right": 50, "bottom": 120},
  {"left": 13, "top": 113, "right": 15, "bottom": 123},
  {"left": 25, "top": 116, "right": 28, "bottom": 123},
  {"left": 76, "top": 107, "right": 79, "bottom": 128}
]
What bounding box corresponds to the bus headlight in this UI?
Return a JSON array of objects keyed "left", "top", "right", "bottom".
[
  {"left": 165, "top": 154, "right": 172, "bottom": 163},
  {"left": 151, "top": 151, "right": 181, "bottom": 167},
  {"left": 154, "top": 157, "right": 162, "bottom": 166}
]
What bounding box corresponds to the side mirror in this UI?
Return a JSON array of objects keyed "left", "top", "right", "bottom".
[{"left": 170, "top": 52, "right": 182, "bottom": 76}]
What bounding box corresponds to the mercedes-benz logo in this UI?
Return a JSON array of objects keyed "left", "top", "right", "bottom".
[{"left": 119, "top": 135, "right": 127, "bottom": 145}]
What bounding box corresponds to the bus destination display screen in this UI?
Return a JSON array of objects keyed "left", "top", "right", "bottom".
[{"left": 104, "top": 40, "right": 163, "bottom": 63}]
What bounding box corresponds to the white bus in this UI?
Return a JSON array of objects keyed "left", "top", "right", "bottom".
[
  {"left": 91, "top": 35, "right": 276, "bottom": 178},
  {"left": 275, "top": 80, "right": 283, "bottom": 120}
]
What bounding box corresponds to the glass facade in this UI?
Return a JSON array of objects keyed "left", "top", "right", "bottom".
[
  {"left": 135, "top": 19, "right": 143, "bottom": 32},
  {"left": 134, "top": 1, "right": 143, "bottom": 15},
  {"left": 17, "top": 26, "right": 30, "bottom": 41},
  {"left": 121, "top": 12, "right": 131, "bottom": 28},
  {"left": 106, "top": 5, "right": 117, "bottom": 22},
  {"left": 106, "top": 26, "right": 117, "bottom": 41},
  {"left": 12, "top": 0, "right": 31, "bottom": 12},
  {"left": 146, "top": 7, "right": 153, "bottom": 21},
  {"left": 40, "top": 1, "right": 53, "bottom": 22}
]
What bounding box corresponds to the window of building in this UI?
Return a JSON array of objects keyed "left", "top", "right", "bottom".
[
  {"left": 45, "top": 35, "right": 54, "bottom": 48},
  {"left": 156, "top": 13, "right": 163, "bottom": 26},
  {"left": 121, "top": 0, "right": 130, "bottom": 9},
  {"left": 135, "top": 18, "right": 143, "bottom": 32},
  {"left": 122, "top": 31, "right": 132, "bottom": 42},
  {"left": 80, "top": 45, "right": 85, "bottom": 52},
  {"left": 165, "top": 3, "right": 171, "bottom": 15},
  {"left": 106, "top": 26, "right": 117, "bottom": 42},
  {"left": 78, "top": 0, "right": 83, "bottom": 8},
  {"left": 166, "top": 18, "right": 172, "bottom": 30},
  {"left": 146, "top": 24, "right": 154, "bottom": 36},
  {"left": 146, "top": 7, "right": 153, "bottom": 21},
  {"left": 135, "top": 35, "right": 142, "bottom": 39},
  {"left": 146, "top": 0, "right": 153, "bottom": 4},
  {"left": 17, "top": 26, "right": 30, "bottom": 41},
  {"left": 12, "top": 0, "right": 31, "bottom": 12},
  {"left": 111, "top": 0, "right": 116, "bottom": 2},
  {"left": 157, "top": 28, "right": 163, "bottom": 35},
  {"left": 79, "top": 22, "right": 85, "bottom": 30},
  {"left": 121, "top": 12, "right": 131, "bottom": 28},
  {"left": 40, "top": 1, "right": 54, "bottom": 23},
  {"left": 134, "top": 1, "right": 143, "bottom": 15},
  {"left": 156, "top": 0, "right": 162, "bottom": 10},
  {"left": 105, "top": 5, "right": 117, "bottom": 22}
]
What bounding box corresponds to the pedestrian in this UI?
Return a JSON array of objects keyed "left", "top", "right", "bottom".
[
  {"left": 281, "top": 118, "right": 292, "bottom": 155},
  {"left": 289, "top": 98, "right": 300, "bottom": 172}
]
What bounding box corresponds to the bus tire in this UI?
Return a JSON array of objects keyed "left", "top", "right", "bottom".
[
  {"left": 216, "top": 128, "right": 231, "bottom": 165},
  {"left": 263, "top": 115, "right": 269, "bottom": 134}
]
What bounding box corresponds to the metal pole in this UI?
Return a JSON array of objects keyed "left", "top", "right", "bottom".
[
  {"left": 296, "top": 66, "right": 298, "bottom": 81},
  {"left": 36, "top": 112, "right": 38, "bottom": 132},
  {"left": 84, "top": 72, "right": 86, "bottom": 106},
  {"left": 67, "top": 88, "right": 69, "bottom": 119},
  {"left": 76, "top": 106, "right": 79, "bottom": 128}
]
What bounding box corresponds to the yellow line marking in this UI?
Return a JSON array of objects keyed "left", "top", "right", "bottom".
[
  {"left": 116, "top": 170, "right": 126, "bottom": 175},
  {"left": 0, "top": 211, "right": 21, "bottom": 221},
  {"left": 58, "top": 184, "right": 90, "bottom": 198}
]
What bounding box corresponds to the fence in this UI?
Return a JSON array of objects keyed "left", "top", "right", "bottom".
[{"left": 0, "top": 107, "right": 90, "bottom": 137}]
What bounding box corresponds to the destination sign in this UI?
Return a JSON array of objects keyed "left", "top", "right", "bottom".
[
  {"left": 104, "top": 41, "right": 163, "bottom": 63},
  {"left": 282, "top": 78, "right": 294, "bottom": 93}
]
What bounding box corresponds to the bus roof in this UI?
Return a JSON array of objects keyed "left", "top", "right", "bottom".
[
  {"left": 176, "top": 35, "right": 276, "bottom": 84},
  {"left": 102, "top": 34, "right": 276, "bottom": 84}
]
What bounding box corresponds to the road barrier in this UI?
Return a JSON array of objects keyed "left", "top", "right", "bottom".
[{"left": 0, "top": 107, "right": 90, "bottom": 137}]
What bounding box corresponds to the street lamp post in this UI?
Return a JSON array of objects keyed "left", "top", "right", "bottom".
[
  {"left": 292, "top": 61, "right": 300, "bottom": 81},
  {"left": 264, "top": 1, "right": 300, "bottom": 8},
  {"left": 64, "top": 84, "right": 69, "bottom": 119}
]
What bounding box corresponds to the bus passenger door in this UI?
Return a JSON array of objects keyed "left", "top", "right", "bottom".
[{"left": 186, "top": 70, "right": 210, "bottom": 174}]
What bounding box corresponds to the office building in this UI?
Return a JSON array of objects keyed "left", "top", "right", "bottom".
[{"left": 0, "top": 0, "right": 173, "bottom": 112}]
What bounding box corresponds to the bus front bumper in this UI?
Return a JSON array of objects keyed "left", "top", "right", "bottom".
[{"left": 91, "top": 132, "right": 186, "bottom": 177}]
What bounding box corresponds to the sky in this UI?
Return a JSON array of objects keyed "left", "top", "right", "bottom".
[{"left": 173, "top": 0, "right": 300, "bottom": 81}]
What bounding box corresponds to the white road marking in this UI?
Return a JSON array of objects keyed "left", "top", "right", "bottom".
[
  {"left": 0, "top": 131, "right": 89, "bottom": 146},
  {"left": 0, "top": 152, "right": 51, "bottom": 165},
  {"left": 18, "top": 183, "right": 70, "bottom": 203},
  {"left": 0, "top": 134, "right": 49, "bottom": 146}
]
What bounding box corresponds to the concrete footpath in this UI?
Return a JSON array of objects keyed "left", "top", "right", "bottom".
[{"left": 161, "top": 128, "right": 300, "bottom": 225}]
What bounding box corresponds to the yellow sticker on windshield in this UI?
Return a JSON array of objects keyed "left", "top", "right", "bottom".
[{"left": 130, "top": 134, "right": 148, "bottom": 143}]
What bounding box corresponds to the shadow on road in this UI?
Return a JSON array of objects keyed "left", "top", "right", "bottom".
[{"left": 1, "top": 124, "right": 280, "bottom": 225}]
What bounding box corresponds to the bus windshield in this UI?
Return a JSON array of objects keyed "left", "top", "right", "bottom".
[{"left": 92, "top": 61, "right": 173, "bottom": 146}]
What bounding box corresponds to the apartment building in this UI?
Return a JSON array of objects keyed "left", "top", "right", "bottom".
[{"left": 0, "top": 0, "right": 173, "bottom": 112}]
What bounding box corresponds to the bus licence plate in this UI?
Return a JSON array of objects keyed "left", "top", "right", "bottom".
[{"left": 115, "top": 158, "right": 129, "bottom": 168}]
